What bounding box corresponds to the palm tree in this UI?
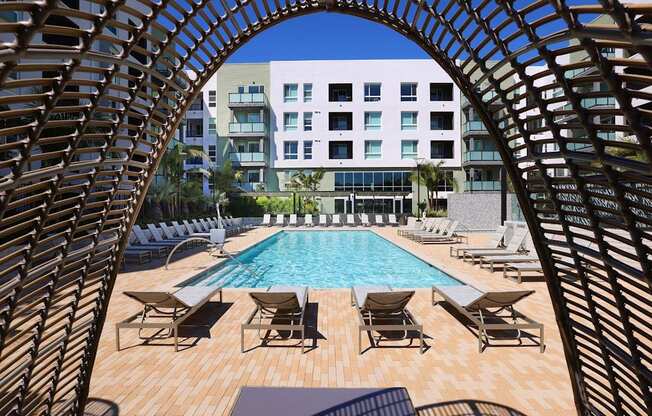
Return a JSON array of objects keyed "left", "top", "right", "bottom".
[
  {"left": 145, "top": 182, "right": 175, "bottom": 221},
  {"left": 289, "top": 169, "right": 325, "bottom": 213},
  {"left": 411, "top": 161, "right": 458, "bottom": 212}
]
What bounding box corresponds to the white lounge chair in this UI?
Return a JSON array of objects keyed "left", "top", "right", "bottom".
[
  {"left": 463, "top": 227, "right": 529, "bottom": 263},
  {"left": 360, "top": 214, "right": 370, "bottom": 227},
  {"left": 276, "top": 214, "right": 285, "bottom": 226},
  {"left": 319, "top": 214, "right": 328, "bottom": 227},
  {"left": 388, "top": 214, "right": 399, "bottom": 227},
  {"left": 289, "top": 214, "right": 298, "bottom": 226},
  {"left": 375, "top": 215, "right": 385, "bottom": 226},
  {"left": 304, "top": 214, "right": 313, "bottom": 227},
  {"left": 346, "top": 214, "right": 356, "bottom": 227},
  {"left": 450, "top": 225, "right": 507, "bottom": 258},
  {"left": 503, "top": 261, "right": 544, "bottom": 283},
  {"left": 132, "top": 225, "right": 177, "bottom": 248},
  {"left": 261, "top": 214, "right": 272, "bottom": 227},
  {"left": 332, "top": 214, "right": 341, "bottom": 226},
  {"left": 397, "top": 217, "right": 420, "bottom": 236},
  {"left": 147, "top": 224, "right": 186, "bottom": 245}
]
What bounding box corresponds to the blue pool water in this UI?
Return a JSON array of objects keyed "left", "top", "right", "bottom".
[{"left": 188, "top": 230, "right": 460, "bottom": 288}]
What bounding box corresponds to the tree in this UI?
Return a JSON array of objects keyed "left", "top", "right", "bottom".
[
  {"left": 145, "top": 182, "right": 175, "bottom": 221},
  {"left": 288, "top": 168, "right": 325, "bottom": 213},
  {"left": 410, "top": 161, "right": 458, "bottom": 212}
]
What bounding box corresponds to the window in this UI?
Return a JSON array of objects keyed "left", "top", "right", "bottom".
[
  {"left": 329, "top": 83, "right": 352, "bottom": 102},
  {"left": 400, "top": 82, "right": 417, "bottom": 101},
  {"left": 401, "top": 140, "right": 418, "bottom": 159},
  {"left": 283, "top": 83, "right": 298, "bottom": 102},
  {"left": 303, "top": 112, "right": 313, "bottom": 131},
  {"left": 364, "top": 140, "right": 382, "bottom": 160},
  {"left": 189, "top": 92, "right": 203, "bottom": 111},
  {"left": 208, "top": 144, "right": 217, "bottom": 163},
  {"left": 186, "top": 118, "right": 203, "bottom": 137},
  {"left": 246, "top": 169, "right": 261, "bottom": 183},
  {"left": 401, "top": 111, "right": 418, "bottom": 130},
  {"left": 334, "top": 171, "right": 412, "bottom": 192},
  {"left": 328, "top": 112, "right": 353, "bottom": 131},
  {"left": 437, "top": 171, "right": 454, "bottom": 192},
  {"left": 430, "top": 140, "right": 454, "bottom": 159},
  {"left": 303, "top": 83, "right": 312, "bottom": 102},
  {"left": 303, "top": 141, "right": 313, "bottom": 160},
  {"left": 430, "top": 83, "right": 453, "bottom": 101},
  {"left": 284, "top": 141, "right": 298, "bottom": 159},
  {"left": 329, "top": 141, "right": 353, "bottom": 159},
  {"left": 430, "top": 112, "right": 454, "bottom": 130},
  {"left": 364, "top": 112, "right": 381, "bottom": 130},
  {"left": 364, "top": 83, "right": 381, "bottom": 101},
  {"left": 208, "top": 117, "right": 216, "bottom": 135},
  {"left": 185, "top": 145, "right": 203, "bottom": 165},
  {"left": 283, "top": 112, "right": 298, "bottom": 131},
  {"left": 208, "top": 90, "right": 216, "bottom": 107}
]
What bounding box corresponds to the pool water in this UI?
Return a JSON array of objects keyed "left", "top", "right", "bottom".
[{"left": 189, "top": 230, "right": 460, "bottom": 288}]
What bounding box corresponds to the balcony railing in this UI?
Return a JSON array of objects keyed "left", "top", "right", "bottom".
[
  {"left": 463, "top": 150, "right": 501, "bottom": 163},
  {"left": 228, "top": 122, "right": 266, "bottom": 134},
  {"left": 465, "top": 180, "right": 501, "bottom": 192},
  {"left": 229, "top": 152, "right": 265, "bottom": 163},
  {"left": 462, "top": 121, "right": 488, "bottom": 134},
  {"left": 237, "top": 182, "right": 264, "bottom": 192},
  {"left": 228, "top": 92, "right": 266, "bottom": 106}
]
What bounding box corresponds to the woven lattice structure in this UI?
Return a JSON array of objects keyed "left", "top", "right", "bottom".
[{"left": 0, "top": 0, "right": 650, "bottom": 415}]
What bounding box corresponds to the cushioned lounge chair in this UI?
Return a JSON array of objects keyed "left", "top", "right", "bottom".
[
  {"left": 414, "top": 220, "right": 462, "bottom": 244},
  {"left": 388, "top": 214, "right": 399, "bottom": 227},
  {"left": 346, "top": 214, "right": 356, "bottom": 226},
  {"left": 375, "top": 214, "right": 385, "bottom": 226},
  {"left": 242, "top": 286, "right": 309, "bottom": 352},
  {"left": 462, "top": 227, "right": 529, "bottom": 263},
  {"left": 360, "top": 214, "right": 370, "bottom": 227},
  {"left": 276, "top": 214, "right": 285, "bottom": 226},
  {"left": 123, "top": 248, "right": 152, "bottom": 264},
  {"left": 432, "top": 283, "right": 544, "bottom": 352},
  {"left": 351, "top": 285, "right": 424, "bottom": 354},
  {"left": 319, "top": 214, "right": 328, "bottom": 226},
  {"left": 261, "top": 214, "right": 272, "bottom": 226},
  {"left": 503, "top": 261, "right": 544, "bottom": 283},
  {"left": 304, "top": 214, "right": 313, "bottom": 227},
  {"left": 405, "top": 218, "right": 444, "bottom": 240},
  {"left": 148, "top": 224, "right": 186, "bottom": 245},
  {"left": 132, "top": 225, "right": 178, "bottom": 249},
  {"left": 450, "top": 225, "right": 506, "bottom": 258},
  {"left": 332, "top": 214, "right": 342, "bottom": 226},
  {"left": 289, "top": 214, "right": 298, "bottom": 226},
  {"left": 479, "top": 253, "right": 540, "bottom": 272},
  {"left": 397, "top": 217, "right": 419, "bottom": 236},
  {"left": 116, "top": 285, "right": 223, "bottom": 351}
]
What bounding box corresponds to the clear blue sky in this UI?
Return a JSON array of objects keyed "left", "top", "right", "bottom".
[{"left": 227, "top": 12, "right": 429, "bottom": 63}]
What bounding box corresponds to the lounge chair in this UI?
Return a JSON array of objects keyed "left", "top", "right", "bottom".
[
  {"left": 289, "top": 214, "right": 298, "bottom": 226},
  {"left": 261, "top": 214, "right": 272, "bottom": 227},
  {"left": 503, "top": 261, "right": 543, "bottom": 283},
  {"left": 148, "top": 224, "right": 186, "bottom": 245},
  {"left": 304, "top": 214, "right": 313, "bottom": 227},
  {"left": 132, "top": 225, "right": 178, "bottom": 248},
  {"left": 360, "top": 214, "right": 370, "bottom": 227},
  {"left": 432, "top": 283, "right": 544, "bottom": 352},
  {"left": 116, "top": 285, "right": 223, "bottom": 351},
  {"left": 399, "top": 217, "right": 432, "bottom": 237},
  {"left": 403, "top": 218, "right": 440, "bottom": 239},
  {"left": 332, "top": 214, "right": 342, "bottom": 226},
  {"left": 375, "top": 214, "right": 384, "bottom": 226},
  {"left": 414, "top": 220, "right": 462, "bottom": 244},
  {"left": 123, "top": 248, "right": 152, "bottom": 264},
  {"left": 346, "top": 214, "right": 356, "bottom": 227},
  {"left": 479, "top": 252, "right": 540, "bottom": 273},
  {"left": 241, "top": 286, "right": 309, "bottom": 352},
  {"left": 159, "top": 223, "right": 194, "bottom": 247},
  {"left": 276, "top": 214, "right": 285, "bottom": 226},
  {"left": 450, "top": 225, "right": 506, "bottom": 258},
  {"left": 192, "top": 219, "right": 207, "bottom": 233},
  {"left": 462, "top": 227, "right": 529, "bottom": 263},
  {"left": 319, "top": 214, "right": 328, "bottom": 227},
  {"left": 351, "top": 285, "right": 424, "bottom": 354},
  {"left": 182, "top": 220, "right": 198, "bottom": 235},
  {"left": 172, "top": 221, "right": 189, "bottom": 237},
  {"left": 387, "top": 214, "right": 399, "bottom": 227}
]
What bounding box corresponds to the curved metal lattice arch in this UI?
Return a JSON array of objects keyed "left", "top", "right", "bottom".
[{"left": 0, "top": 0, "right": 650, "bottom": 415}]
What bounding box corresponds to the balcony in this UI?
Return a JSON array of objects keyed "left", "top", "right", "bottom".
[
  {"left": 236, "top": 182, "right": 265, "bottom": 192},
  {"left": 228, "top": 92, "right": 267, "bottom": 108},
  {"left": 229, "top": 152, "right": 266, "bottom": 167},
  {"left": 462, "top": 121, "right": 489, "bottom": 137},
  {"left": 465, "top": 180, "right": 501, "bottom": 192},
  {"left": 228, "top": 122, "right": 266, "bottom": 137},
  {"left": 462, "top": 150, "right": 502, "bottom": 165},
  {"left": 461, "top": 90, "right": 499, "bottom": 108}
]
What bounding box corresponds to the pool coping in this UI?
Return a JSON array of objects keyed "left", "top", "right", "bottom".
[{"left": 174, "top": 227, "right": 464, "bottom": 289}]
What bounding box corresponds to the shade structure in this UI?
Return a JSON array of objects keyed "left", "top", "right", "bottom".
[{"left": 0, "top": 1, "right": 650, "bottom": 415}]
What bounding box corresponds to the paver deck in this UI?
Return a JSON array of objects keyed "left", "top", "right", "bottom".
[{"left": 88, "top": 226, "right": 576, "bottom": 415}]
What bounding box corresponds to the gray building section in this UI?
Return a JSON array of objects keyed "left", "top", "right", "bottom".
[{"left": 447, "top": 192, "right": 523, "bottom": 231}]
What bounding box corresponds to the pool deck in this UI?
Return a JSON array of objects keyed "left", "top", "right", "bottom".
[{"left": 88, "top": 226, "right": 576, "bottom": 415}]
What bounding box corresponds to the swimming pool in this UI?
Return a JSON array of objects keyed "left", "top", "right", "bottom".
[{"left": 187, "top": 230, "right": 460, "bottom": 288}]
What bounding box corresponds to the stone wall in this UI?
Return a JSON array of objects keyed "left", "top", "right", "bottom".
[{"left": 448, "top": 192, "right": 523, "bottom": 231}]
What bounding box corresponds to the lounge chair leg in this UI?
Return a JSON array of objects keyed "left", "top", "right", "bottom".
[
  {"left": 420, "top": 328, "right": 424, "bottom": 354},
  {"left": 301, "top": 328, "right": 305, "bottom": 353},
  {"left": 358, "top": 328, "right": 362, "bottom": 354},
  {"left": 115, "top": 325, "right": 120, "bottom": 351},
  {"left": 540, "top": 326, "right": 545, "bottom": 353},
  {"left": 174, "top": 326, "right": 178, "bottom": 352},
  {"left": 490, "top": 262, "right": 494, "bottom": 273},
  {"left": 241, "top": 326, "right": 245, "bottom": 353}
]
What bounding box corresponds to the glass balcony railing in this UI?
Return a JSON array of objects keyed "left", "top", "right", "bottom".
[
  {"left": 462, "top": 121, "right": 488, "bottom": 134},
  {"left": 465, "top": 180, "right": 501, "bottom": 192},
  {"left": 229, "top": 152, "right": 265, "bottom": 163},
  {"left": 237, "top": 182, "right": 264, "bottom": 192},
  {"left": 228, "top": 122, "right": 266, "bottom": 134},
  {"left": 463, "top": 150, "right": 501, "bottom": 163},
  {"left": 228, "top": 92, "right": 266, "bottom": 105}
]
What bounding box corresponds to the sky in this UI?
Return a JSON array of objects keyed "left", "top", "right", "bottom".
[{"left": 226, "top": 12, "right": 429, "bottom": 63}]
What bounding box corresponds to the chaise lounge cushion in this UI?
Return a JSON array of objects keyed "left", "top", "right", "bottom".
[
  {"left": 352, "top": 285, "right": 391, "bottom": 308},
  {"left": 434, "top": 284, "right": 484, "bottom": 308}
]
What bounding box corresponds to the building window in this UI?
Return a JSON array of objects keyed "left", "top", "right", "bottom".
[
  {"left": 208, "top": 117, "right": 216, "bottom": 135},
  {"left": 186, "top": 118, "right": 203, "bottom": 137},
  {"left": 189, "top": 92, "right": 203, "bottom": 111},
  {"left": 303, "top": 83, "right": 312, "bottom": 102},
  {"left": 400, "top": 82, "right": 417, "bottom": 101},
  {"left": 437, "top": 171, "right": 455, "bottom": 191},
  {"left": 364, "top": 140, "right": 382, "bottom": 160},
  {"left": 242, "top": 84, "right": 264, "bottom": 93},
  {"left": 329, "top": 141, "right": 353, "bottom": 159},
  {"left": 430, "top": 83, "right": 453, "bottom": 101},
  {"left": 328, "top": 83, "right": 352, "bottom": 102},
  {"left": 334, "top": 171, "right": 412, "bottom": 192},
  {"left": 284, "top": 141, "right": 298, "bottom": 159},
  {"left": 364, "top": 112, "right": 381, "bottom": 130},
  {"left": 401, "top": 140, "right": 418, "bottom": 159},
  {"left": 328, "top": 112, "right": 353, "bottom": 131},
  {"left": 208, "top": 90, "right": 216, "bottom": 107},
  {"left": 364, "top": 83, "right": 381, "bottom": 102},
  {"left": 303, "top": 112, "right": 313, "bottom": 131},
  {"left": 430, "top": 140, "right": 454, "bottom": 159},
  {"left": 283, "top": 83, "right": 298, "bottom": 102},
  {"left": 283, "top": 112, "right": 298, "bottom": 131},
  {"left": 208, "top": 144, "right": 217, "bottom": 163},
  {"left": 401, "top": 111, "right": 418, "bottom": 130},
  {"left": 304, "top": 140, "right": 313, "bottom": 160},
  {"left": 247, "top": 169, "right": 261, "bottom": 183},
  {"left": 430, "top": 112, "right": 454, "bottom": 130},
  {"left": 185, "top": 145, "right": 203, "bottom": 165}
]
